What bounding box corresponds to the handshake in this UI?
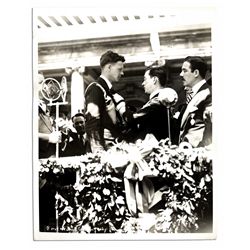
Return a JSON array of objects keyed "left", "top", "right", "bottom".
[
  {"left": 48, "top": 131, "right": 62, "bottom": 143},
  {"left": 48, "top": 118, "right": 75, "bottom": 144}
]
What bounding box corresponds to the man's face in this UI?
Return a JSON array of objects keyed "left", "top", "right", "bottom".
[
  {"left": 109, "top": 61, "right": 124, "bottom": 82},
  {"left": 180, "top": 61, "right": 196, "bottom": 88},
  {"left": 142, "top": 70, "right": 156, "bottom": 95},
  {"left": 73, "top": 116, "right": 85, "bottom": 135}
]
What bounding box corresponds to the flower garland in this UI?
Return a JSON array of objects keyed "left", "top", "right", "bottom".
[
  {"left": 39, "top": 139, "right": 212, "bottom": 233},
  {"left": 143, "top": 140, "right": 212, "bottom": 233}
]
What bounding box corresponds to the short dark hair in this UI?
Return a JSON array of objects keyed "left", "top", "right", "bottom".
[
  {"left": 184, "top": 56, "right": 207, "bottom": 79},
  {"left": 100, "top": 50, "right": 125, "bottom": 68},
  {"left": 71, "top": 112, "right": 85, "bottom": 123},
  {"left": 146, "top": 65, "right": 167, "bottom": 87}
]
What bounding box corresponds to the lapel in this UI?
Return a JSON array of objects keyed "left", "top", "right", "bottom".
[
  {"left": 180, "top": 83, "right": 211, "bottom": 128},
  {"left": 141, "top": 93, "right": 160, "bottom": 109}
]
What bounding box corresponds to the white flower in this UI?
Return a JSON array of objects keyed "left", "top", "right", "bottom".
[
  {"left": 95, "top": 204, "right": 102, "bottom": 212},
  {"left": 115, "top": 196, "right": 125, "bottom": 204},
  {"left": 53, "top": 167, "right": 60, "bottom": 174},
  {"left": 103, "top": 188, "right": 111, "bottom": 196},
  {"left": 80, "top": 223, "right": 91, "bottom": 233},
  {"left": 87, "top": 176, "right": 96, "bottom": 183},
  {"left": 93, "top": 192, "right": 101, "bottom": 201}
]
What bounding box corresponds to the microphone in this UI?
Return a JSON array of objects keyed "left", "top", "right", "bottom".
[{"left": 158, "top": 88, "right": 178, "bottom": 108}]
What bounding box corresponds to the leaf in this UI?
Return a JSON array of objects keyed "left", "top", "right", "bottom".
[
  {"left": 108, "top": 222, "right": 117, "bottom": 232},
  {"left": 110, "top": 176, "right": 122, "bottom": 182},
  {"left": 199, "top": 177, "right": 205, "bottom": 189},
  {"left": 183, "top": 172, "right": 195, "bottom": 183},
  {"left": 89, "top": 210, "right": 96, "bottom": 220},
  {"left": 183, "top": 181, "right": 196, "bottom": 193},
  {"left": 115, "top": 196, "right": 125, "bottom": 205},
  {"left": 119, "top": 206, "right": 125, "bottom": 215},
  {"left": 108, "top": 198, "right": 116, "bottom": 208},
  {"left": 93, "top": 192, "right": 101, "bottom": 201},
  {"left": 183, "top": 203, "right": 192, "bottom": 215}
]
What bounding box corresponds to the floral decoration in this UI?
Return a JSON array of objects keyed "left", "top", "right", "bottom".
[{"left": 39, "top": 138, "right": 212, "bottom": 233}]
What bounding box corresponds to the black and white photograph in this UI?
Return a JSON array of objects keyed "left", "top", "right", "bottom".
[{"left": 33, "top": 5, "right": 214, "bottom": 240}]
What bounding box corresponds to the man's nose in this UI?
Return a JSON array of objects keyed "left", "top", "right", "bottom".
[
  {"left": 180, "top": 71, "right": 183, "bottom": 77},
  {"left": 120, "top": 72, "right": 124, "bottom": 76}
]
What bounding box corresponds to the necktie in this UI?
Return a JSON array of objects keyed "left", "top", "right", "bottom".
[
  {"left": 79, "top": 134, "right": 84, "bottom": 148},
  {"left": 185, "top": 88, "right": 193, "bottom": 104}
]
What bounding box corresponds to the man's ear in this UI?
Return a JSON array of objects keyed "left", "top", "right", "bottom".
[
  {"left": 103, "top": 64, "right": 111, "bottom": 72},
  {"left": 153, "top": 76, "right": 158, "bottom": 84},
  {"left": 194, "top": 69, "right": 200, "bottom": 77},
  {"left": 107, "top": 63, "right": 112, "bottom": 70}
]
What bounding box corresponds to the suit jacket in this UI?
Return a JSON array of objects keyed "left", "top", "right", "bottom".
[
  {"left": 179, "top": 82, "right": 212, "bottom": 147},
  {"left": 84, "top": 77, "right": 123, "bottom": 151},
  {"left": 125, "top": 92, "right": 174, "bottom": 142},
  {"left": 38, "top": 106, "right": 55, "bottom": 159},
  {"left": 60, "top": 132, "right": 91, "bottom": 157}
]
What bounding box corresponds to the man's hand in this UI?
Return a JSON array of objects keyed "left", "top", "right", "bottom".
[
  {"left": 204, "top": 105, "right": 212, "bottom": 122},
  {"left": 48, "top": 131, "right": 62, "bottom": 143}
]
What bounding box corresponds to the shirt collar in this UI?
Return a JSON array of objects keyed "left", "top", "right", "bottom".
[
  {"left": 78, "top": 133, "right": 87, "bottom": 140},
  {"left": 149, "top": 89, "right": 162, "bottom": 99},
  {"left": 192, "top": 79, "right": 206, "bottom": 95},
  {"left": 100, "top": 75, "right": 113, "bottom": 89}
]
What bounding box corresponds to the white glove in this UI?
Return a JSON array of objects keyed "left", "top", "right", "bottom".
[{"left": 48, "top": 131, "right": 62, "bottom": 143}]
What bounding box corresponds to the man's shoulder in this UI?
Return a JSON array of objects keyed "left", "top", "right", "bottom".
[
  {"left": 90, "top": 77, "right": 106, "bottom": 87},
  {"left": 200, "top": 82, "right": 212, "bottom": 93},
  {"left": 138, "top": 98, "right": 166, "bottom": 115},
  {"left": 85, "top": 80, "right": 106, "bottom": 96},
  {"left": 68, "top": 131, "right": 78, "bottom": 140}
]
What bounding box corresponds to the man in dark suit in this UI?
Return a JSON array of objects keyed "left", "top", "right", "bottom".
[
  {"left": 122, "top": 66, "right": 179, "bottom": 213},
  {"left": 84, "top": 50, "right": 128, "bottom": 152},
  {"left": 125, "top": 65, "right": 177, "bottom": 143},
  {"left": 37, "top": 73, "right": 61, "bottom": 159},
  {"left": 60, "top": 113, "right": 90, "bottom": 156},
  {"left": 176, "top": 56, "right": 212, "bottom": 147}
]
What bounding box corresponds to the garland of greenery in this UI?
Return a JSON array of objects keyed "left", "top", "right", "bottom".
[{"left": 39, "top": 138, "right": 212, "bottom": 233}]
